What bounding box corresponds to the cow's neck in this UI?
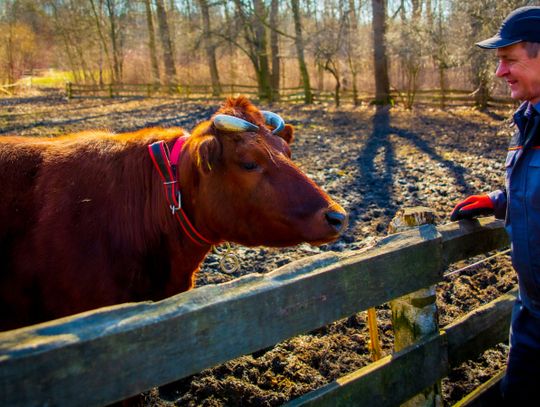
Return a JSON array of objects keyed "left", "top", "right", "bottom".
[
  {"left": 151, "top": 137, "right": 218, "bottom": 248},
  {"left": 170, "top": 138, "right": 222, "bottom": 246}
]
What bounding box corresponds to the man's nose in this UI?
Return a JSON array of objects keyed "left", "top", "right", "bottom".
[{"left": 495, "top": 61, "right": 507, "bottom": 77}]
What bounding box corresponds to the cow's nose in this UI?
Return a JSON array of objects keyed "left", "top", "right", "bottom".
[{"left": 325, "top": 210, "right": 347, "bottom": 233}]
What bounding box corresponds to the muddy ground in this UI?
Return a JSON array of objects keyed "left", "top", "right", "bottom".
[{"left": 0, "top": 92, "right": 518, "bottom": 406}]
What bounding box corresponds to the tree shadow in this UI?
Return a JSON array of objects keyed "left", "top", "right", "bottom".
[
  {"left": 346, "top": 106, "right": 475, "bottom": 239},
  {"left": 355, "top": 106, "right": 397, "bottom": 216},
  {"left": 0, "top": 100, "right": 215, "bottom": 135}
]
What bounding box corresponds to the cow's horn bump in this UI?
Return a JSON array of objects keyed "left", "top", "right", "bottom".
[
  {"left": 261, "top": 111, "right": 285, "bottom": 134},
  {"left": 213, "top": 114, "right": 259, "bottom": 132}
]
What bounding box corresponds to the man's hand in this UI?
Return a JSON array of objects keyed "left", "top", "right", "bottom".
[{"left": 450, "top": 195, "right": 494, "bottom": 221}]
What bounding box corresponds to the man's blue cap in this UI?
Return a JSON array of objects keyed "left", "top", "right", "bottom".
[{"left": 476, "top": 6, "right": 540, "bottom": 49}]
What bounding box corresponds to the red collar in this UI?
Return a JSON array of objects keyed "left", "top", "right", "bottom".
[{"left": 148, "top": 136, "right": 214, "bottom": 246}]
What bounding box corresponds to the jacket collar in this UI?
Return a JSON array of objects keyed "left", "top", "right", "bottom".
[{"left": 513, "top": 101, "right": 530, "bottom": 134}]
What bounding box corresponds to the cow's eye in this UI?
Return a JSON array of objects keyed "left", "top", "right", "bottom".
[{"left": 241, "top": 162, "right": 259, "bottom": 171}]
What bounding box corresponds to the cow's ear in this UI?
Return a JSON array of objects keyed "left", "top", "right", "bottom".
[
  {"left": 195, "top": 135, "right": 221, "bottom": 174},
  {"left": 277, "top": 124, "right": 294, "bottom": 144}
]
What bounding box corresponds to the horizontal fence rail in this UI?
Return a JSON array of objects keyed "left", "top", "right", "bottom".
[
  {"left": 64, "top": 83, "right": 516, "bottom": 107},
  {"left": 0, "top": 217, "right": 510, "bottom": 406}
]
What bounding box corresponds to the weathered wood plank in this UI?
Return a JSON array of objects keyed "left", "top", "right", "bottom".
[
  {"left": 453, "top": 370, "right": 505, "bottom": 407},
  {"left": 285, "top": 333, "right": 449, "bottom": 407},
  {"left": 439, "top": 217, "right": 509, "bottom": 265},
  {"left": 444, "top": 289, "right": 517, "bottom": 367}
]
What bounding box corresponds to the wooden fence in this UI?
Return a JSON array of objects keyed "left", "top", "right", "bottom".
[
  {"left": 64, "top": 82, "right": 515, "bottom": 108},
  {"left": 0, "top": 217, "right": 511, "bottom": 406}
]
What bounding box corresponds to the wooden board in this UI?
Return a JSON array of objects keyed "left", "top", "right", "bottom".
[
  {"left": 453, "top": 370, "right": 505, "bottom": 407},
  {"left": 286, "top": 334, "right": 449, "bottom": 407},
  {"left": 445, "top": 289, "right": 517, "bottom": 367},
  {"left": 439, "top": 217, "right": 509, "bottom": 265}
]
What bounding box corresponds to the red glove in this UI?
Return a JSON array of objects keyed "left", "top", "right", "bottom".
[{"left": 450, "top": 195, "right": 494, "bottom": 221}]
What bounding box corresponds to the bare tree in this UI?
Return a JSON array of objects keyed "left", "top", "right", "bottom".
[
  {"left": 144, "top": 0, "right": 160, "bottom": 85},
  {"left": 430, "top": 0, "right": 452, "bottom": 108},
  {"left": 469, "top": 4, "right": 491, "bottom": 109},
  {"left": 291, "top": 0, "right": 312, "bottom": 103},
  {"left": 314, "top": 1, "right": 350, "bottom": 107},
  {"left": 2, "top": 1, "right": 17, "bottom": 84},
  {"left": 155, "top": 0, "right": 177, "bottom": 84},
  {"left": 389, "top": 0, "right": 426, "bottom": 108},
  {"left": 372, "top": 0, "right": 391, "bottom": 105},
  {"left": 105, "top": 0, "right": 123, "bottom": 83},
  {"left": 198, "top": 0, "right": 221, "bottom": 96},
  {"left": 49, "top": 0, "right": 97, "bottom": 84},
  {"left": 231, "top": 0, "right": 273, "bottom": 101},
  {"left": 88, "top": 0, "right": 110, "bottom": 85},
  {"left": 344, "top": 0, "right": 361, "bottom": 106},
  {"left": 270, "top": 0, "right": 280, "bottom": 101},
  {"left": 222, "top": 2, "right": 238, "bottom": 87}
]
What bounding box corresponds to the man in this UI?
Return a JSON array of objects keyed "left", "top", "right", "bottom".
[{"left": 450, "top": 6, "right": 540, "bottom": 403}]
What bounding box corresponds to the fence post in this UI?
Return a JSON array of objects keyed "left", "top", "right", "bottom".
[
  {"left": 66, "top": 82, "right": 72, "bottom": 100},
  {"left": 388, "top": 206, "right": 442, "bottom": 407}
]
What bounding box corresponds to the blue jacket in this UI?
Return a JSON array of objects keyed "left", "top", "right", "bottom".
[{"left": 490, "top": 102, "right": 540, "bottom": 316}]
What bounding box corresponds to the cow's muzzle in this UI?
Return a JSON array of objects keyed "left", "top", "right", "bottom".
[{"left": 325, "top": 210, "right": 348, "bottom": 233}]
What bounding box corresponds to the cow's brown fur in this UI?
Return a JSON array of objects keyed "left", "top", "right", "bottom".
[{"left": 0, "top": 97, "right": 346, "bottom": 330}]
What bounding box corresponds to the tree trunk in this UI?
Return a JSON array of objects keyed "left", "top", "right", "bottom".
[
  {"left": 317, "top": 63, "right": 324, "bottom": 92},
  {"left": 252, "top": 0, "right": 272, "bottom": 101},
  {"left": 51, "top": 5, "right": 81, "bottom": 83},
  {"left": 291, "top": 0, "right": 312, "bottom": 104},
  {"left": 371, "top": 0, "right": 391, "bottom": 105},
  {"left": 155, "top": 0, "right": 177, "bottom": 85},
  {"left": 347, "top": 0, "right": 359, "bottom": 105},
  {"left": 6, "top": 17, "right": 15, "bottom": 84},
  {"left": 144, "top": 0, "right": 161, "bottom": 85},
  {"left": 324, "top": 58, "right": 340, "bottom": 107},
  {"left": 223, "top": 3, "right": 237, "bottom": 87},
  {"left": 105, "top": 0, "right": 122, "bottom": 83},
  {"left": 348, "top": 54, "right": 359, "bottom": 106},
  {"left": 89, "top": 0, "right": 113, "bottom": 85},
  {"left": 470, "top": 12, "right": 490, "bottom": 110},
  {"left": 270, "top": 0, "right": 280, "bottom": 101},
  {"left": 436, "top": 0, "right": 446, "bottom": 109},
  {"left": 198, "top": 0, "right": 221, "bottom": 96},
  {"left": 411, "top": 0, "right": 421, "bottom": 21}
]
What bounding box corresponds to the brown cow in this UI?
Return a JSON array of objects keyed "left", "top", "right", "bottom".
[{"left": 0, "top": 97, "right": 347, "bottom": 331}]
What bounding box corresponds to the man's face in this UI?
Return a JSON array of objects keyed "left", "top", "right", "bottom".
[{"left": 496, "top": 43, "right": 540, "bottom": 104}]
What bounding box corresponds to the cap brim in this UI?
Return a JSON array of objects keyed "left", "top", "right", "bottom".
[{"left": 476, "top": 35, "right": 522, "bottom": 49}]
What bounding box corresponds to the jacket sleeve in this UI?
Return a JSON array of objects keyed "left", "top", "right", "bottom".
[{"left": 488, "top": 189, "right": 507, "bottom": 220}]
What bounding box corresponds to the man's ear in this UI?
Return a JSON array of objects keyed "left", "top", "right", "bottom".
[{"left": 277, "top": 124, "right": 294, "bottom": 144}]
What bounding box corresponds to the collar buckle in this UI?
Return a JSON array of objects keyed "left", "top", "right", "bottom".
[{"left": 170, "top": 191, "right": 182, "bottom": 214}]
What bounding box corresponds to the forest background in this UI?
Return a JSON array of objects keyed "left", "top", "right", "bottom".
[{"left": 0, "top": 0, "right": 536, "bottom": 108}]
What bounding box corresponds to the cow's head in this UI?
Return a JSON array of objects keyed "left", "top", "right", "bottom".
[{"left": 180, "top": 97, "right": 347, "bottom": 247}]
